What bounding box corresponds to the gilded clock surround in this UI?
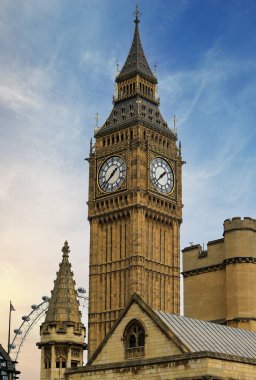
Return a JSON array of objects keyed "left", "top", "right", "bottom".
[
  {"left": 97, "top": 155, "right": 127, "bottom": 194},
  {"left": 149, "top": 156, "right": 175, "bottom": 196},
  {"left": 87, "top": 13, "right": 182, "bottom": 358}
]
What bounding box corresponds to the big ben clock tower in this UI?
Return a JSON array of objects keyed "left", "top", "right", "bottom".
[{"left": 87, "top": 8, "right": 182, "bottom": 357}]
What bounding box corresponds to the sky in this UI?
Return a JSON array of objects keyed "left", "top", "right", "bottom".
[{"left": 0, "top": 0, "right": 256, "bottom": 379}]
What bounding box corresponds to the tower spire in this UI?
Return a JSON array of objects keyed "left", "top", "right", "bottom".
[
  {"left": 95, "top": 5, "right": 176, "bottom": 139},
  {"left": 116, "top": 4, "right": 155, "bottom": 83}
]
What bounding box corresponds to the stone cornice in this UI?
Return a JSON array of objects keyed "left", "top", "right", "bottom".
[
  {"left": 88, "top": 203, "right": 181, "bottom": 224},
  {"left": 95, "top": 116, "right": 176, "bottom": 140},
  {"left": 182, "top": 256, "right": 256, "bottom": 277},
  {"left": 228, "top": 317, "right": 256, "bottom": 322},
  {"left": 37, "top": 341, "right": 86, "bottom": 349},
  {"left": 65, "top": 351, "right": 256, "bottom": 375},
  {"left": 116, "top": 69, "right": 158, "bottom": 84},
  {"left": 89, "top": 257, "right": 180, "bottom": 276},
  {"left": 207, "top": 238, "right": 224, "bottom": 246}
]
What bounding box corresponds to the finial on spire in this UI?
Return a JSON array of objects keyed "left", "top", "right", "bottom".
[
  {"left": 173, "top": 115, "right": 176, "bottom": 129},
  {"left": 133, "top": 1, "right": 141, "bottom": 24},
  {"left": 115, "top": 60, "right": 120, "bottom": 80},
  {"left": 62, "top": 241, "right": 70, "bottom": 258},
  {"left": 95, "top": 112, "right": 100, "bottom": 127}
]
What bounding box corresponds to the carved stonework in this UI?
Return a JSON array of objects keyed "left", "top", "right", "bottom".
[
  {"left": 44, "top": 347, "right": 51, "bottom": 361},
  {"left": 55, "top": 347, "right": 68, "bottom": 361},
  {"left": 71, "top": 349, "right": 80, "bottom": 357}
]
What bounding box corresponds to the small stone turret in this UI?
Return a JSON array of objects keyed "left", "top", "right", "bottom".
[
  {"left": 37, "top": 242, "right": 86, "bottom": 380},
  {"left": 224, "top": 216, "right": 256, "bottom": 233},
  {"left": 223, "top": 217, "right": 256, "bottom": 260}
]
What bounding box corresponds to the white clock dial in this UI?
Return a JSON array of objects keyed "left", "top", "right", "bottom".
[
  {"left": 150, "top": 157, "right": 174, "bottom": 194},
  {"left": 98, "top": 156, "right": 126, "bottom": 193}
]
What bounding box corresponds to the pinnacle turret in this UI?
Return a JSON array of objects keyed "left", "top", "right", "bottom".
[
  {"left": 44, "top": 241, "right": 82, "bottom": 324},
  {"left": 38, "top": 242, "right": 86, "bottom": 377}
]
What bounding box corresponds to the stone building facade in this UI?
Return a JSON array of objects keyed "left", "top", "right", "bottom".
[
  {"left": 183, "top": 217, "right": 256, "bottom": 331},
  {"left": 66, "top": 294, "right": 256, "bottom": 380}
]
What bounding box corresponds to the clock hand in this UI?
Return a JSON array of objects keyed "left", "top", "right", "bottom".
[
  {"left": 102, "top": 167, "right": 118, "bottom": 188},
  {"left": 107, "top": 167, "right": 118, "bottom": 182},
  {"left": 155, "top": 171, "right": 166, "bottom": 183}
]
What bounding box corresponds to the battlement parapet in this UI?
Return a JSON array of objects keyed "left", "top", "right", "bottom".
[{"left": 224, "top": 217, "right": 256, "bottom": 233}]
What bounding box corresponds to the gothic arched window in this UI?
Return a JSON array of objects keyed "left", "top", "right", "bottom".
[{"left": 124, "top": 320, "right": 145, "bottom": 358}]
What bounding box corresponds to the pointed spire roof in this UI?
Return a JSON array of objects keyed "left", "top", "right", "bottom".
[
  {"left": 44, "top": 241, "right": 82, "bottom": 324},
  {"left": 116, "top": 5, "right": 156, "bottom": 83}
]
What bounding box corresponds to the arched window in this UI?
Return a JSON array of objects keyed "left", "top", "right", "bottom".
[{"left": 124, "top": 320, "right": 145, "bottom": 358}]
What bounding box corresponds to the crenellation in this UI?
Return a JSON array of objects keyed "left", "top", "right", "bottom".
[
  {"left": 183, "top": 217, "right": 256, "bottom": 331},
  {"left": 224, "top": 216, "right": 256, "bottom": 233}
]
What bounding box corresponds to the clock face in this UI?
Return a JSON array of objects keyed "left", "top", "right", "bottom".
[
  {"left": 150, "top": 157, "right": 174, "bottom": 194},
  {"left": 98, "top": 156, "right": 126, "bottom": 193}
]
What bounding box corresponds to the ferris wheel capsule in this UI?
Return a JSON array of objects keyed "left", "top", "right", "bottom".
[
  {"left": 77, "top": 287, "right": 86, "bottom": 294},
  {"left": 14, "top": 329, "right": 22, "bottom": 335},
  {"left": 22, "top": 316, "right": 30, "bottom": 322},
  {"left": 9, "top": 296, "right": 52, "bottom": 362},
  {"left": 9, "top": 292, "right": 86, "bottom": 363}
]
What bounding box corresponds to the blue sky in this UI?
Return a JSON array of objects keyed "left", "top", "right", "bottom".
[{"left": 1, "top": 1, "right": 256, "bottom": 378}]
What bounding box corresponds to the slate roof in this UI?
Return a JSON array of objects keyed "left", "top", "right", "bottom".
[
  {"left": 156, "top": 311, "right": 256, "bottom": 359},
  {"left": 116, "top": 17, "right": 156, "bottom": 83},
  {"left": 95, "top": 96, "right": 176, "bottom": 139}
]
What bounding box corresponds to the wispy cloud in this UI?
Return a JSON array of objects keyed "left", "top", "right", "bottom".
[
  {"left": 1, "top": 1, "right": 256, "bottom": 379},
  {"left": 0, "top": 5, "right": 91, "bottom": 377},
  {"left": 157, "top": 42, "right": 256, "bottom": 249}
]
